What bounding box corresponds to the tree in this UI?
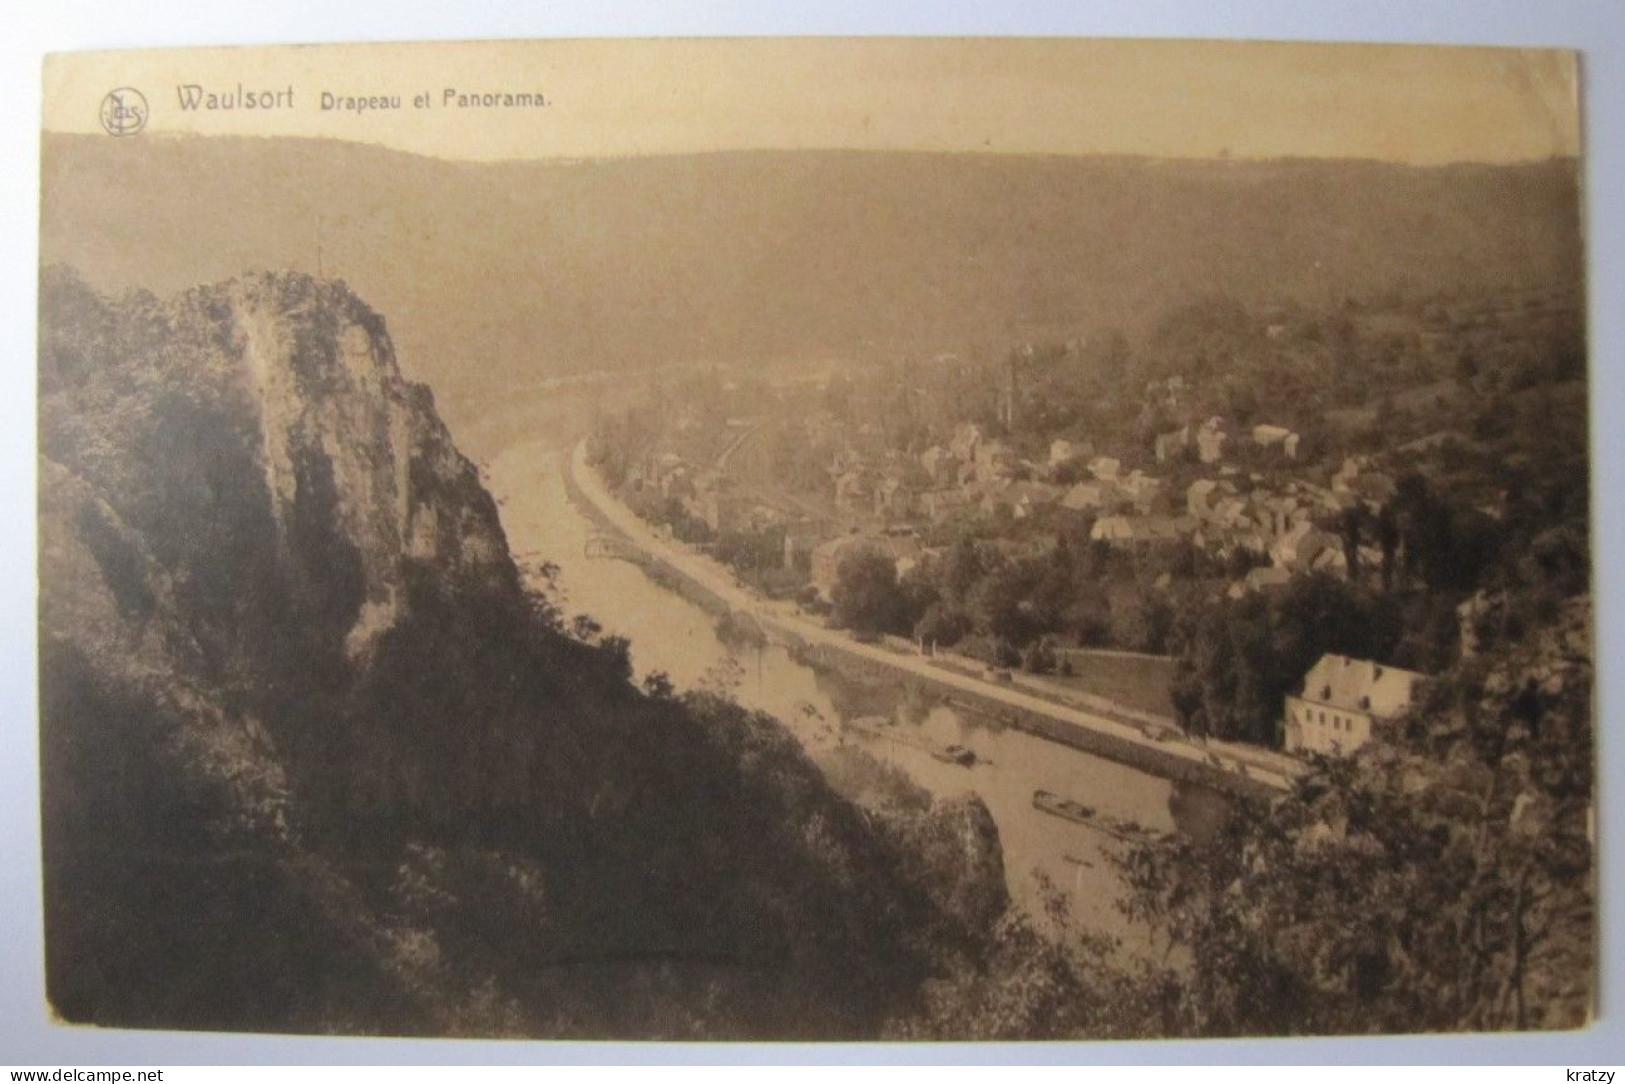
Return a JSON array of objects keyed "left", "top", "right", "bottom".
[
  {"left": 1108, "top": 587, "right": 1172, "bottom": 655},
  {"left": 830, "top": 548, "right": 908, "bottom": 635},
  {"left": 1169, "top": 573, "right": 1402, "bottom": 747},
  {"left": 914, "top": 602, "right": 972, "bottom": 650},
  {"left": 897, "top": 565, "right": 940, "bottom": 634},
  {"left": 1021, "top": 637, "right": 1060, "bottom": 675},
  {"left": 1376, "top": 503, "right": 1400, "bottom": 592},
  {"left": 1119, "top": 597, "right": 1594, "bottom": 1036},
  {"left": 1340, "top": 505, "right": 1366, "bottom": 582},
  {"left": 970, "top": 564, "right": 1046, "bottom": 648},
  {"left": 1060, "top": 583, "right": 1112, "bottom": 646},
  {"left": 890, "top": 903, "right": 1155, "bottom": 1040},
  {"left": 941, "top": 536, "right": 988, "bottom": 605}
]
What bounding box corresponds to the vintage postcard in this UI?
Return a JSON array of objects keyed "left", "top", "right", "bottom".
[{"left": 37, "top": 39, "right": 1590, "bottom": 1040}]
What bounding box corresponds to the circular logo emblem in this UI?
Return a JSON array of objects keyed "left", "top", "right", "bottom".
[{"left": 99, "top": 88, "right": 148, "bottom": 136}]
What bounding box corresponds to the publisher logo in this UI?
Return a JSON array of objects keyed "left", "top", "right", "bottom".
[{"left": 99, "top": 88, "right": 148, "bottom": 136}]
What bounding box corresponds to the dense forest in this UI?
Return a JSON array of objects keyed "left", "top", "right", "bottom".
[{"left": 41, "top": 135, "right": 1580, "bottom": 440}]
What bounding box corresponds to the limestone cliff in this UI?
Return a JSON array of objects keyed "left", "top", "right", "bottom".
[
  {"left": 37, "top": 268, "right": 1003, "bottom": 1038},
  {"left": 44, "top": 270, "right": 513, "bottom": 658}
]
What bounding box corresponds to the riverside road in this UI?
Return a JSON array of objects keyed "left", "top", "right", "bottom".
[{"left": 568, "top": 440, "right": 1302, "bottom": 796}]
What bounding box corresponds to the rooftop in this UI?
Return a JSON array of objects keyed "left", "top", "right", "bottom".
[{"left": 1298, "top": 654, "right": 1426, "bottom": 718}]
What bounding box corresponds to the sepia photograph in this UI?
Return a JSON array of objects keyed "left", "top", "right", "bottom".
[{"left": 34, "top": 37, "right": 1594, "bottom": 1043}]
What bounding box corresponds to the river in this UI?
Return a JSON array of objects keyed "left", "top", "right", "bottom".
[{"left": 486, "top": 434, "right": 1230, "bottom": 956}]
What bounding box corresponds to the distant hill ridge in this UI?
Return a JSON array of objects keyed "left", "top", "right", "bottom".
[{"left": 41, "top": 133, "right": 1582, "bottom": 426}]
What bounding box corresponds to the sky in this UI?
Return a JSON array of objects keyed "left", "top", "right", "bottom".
[{"left": 41, "top": 37, "right": 1580, "bottom": 165}]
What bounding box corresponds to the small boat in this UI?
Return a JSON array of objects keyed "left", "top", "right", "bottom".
[
  {"left": 932, "top": 743, "right": 977, "bottom": 767},
  {"left": 1032, "top": 789, "right": 1096, "bottom": 824},
  {"left": 847, "top": 715, "right": 894, "bottom": 735}
]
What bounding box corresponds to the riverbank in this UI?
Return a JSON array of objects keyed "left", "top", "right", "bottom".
[
  {"left": 499, "top": 437, "right": 1228, "bottom": 950},
  {"left": 561, "top": 455, "right": 735, "bottom": 620},
  {"left": 564, "top": 441, "right": 1301, "bottom": 800},
  {"left": 781, "top": 632, "right": 1284, "bottom": 802}
]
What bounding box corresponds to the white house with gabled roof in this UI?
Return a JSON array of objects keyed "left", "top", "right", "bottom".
[{"left": 1284, "top": 654, "right": 1426, "bottom": 755}]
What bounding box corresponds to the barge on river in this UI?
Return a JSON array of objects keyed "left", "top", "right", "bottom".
[{"left": 1033, "top": 789, "right": 1161, "bottom": 846}]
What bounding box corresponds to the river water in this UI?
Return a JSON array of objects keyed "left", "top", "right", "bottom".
[{"left": 487, "top": 435, "right": 1228, "bottom": 955}]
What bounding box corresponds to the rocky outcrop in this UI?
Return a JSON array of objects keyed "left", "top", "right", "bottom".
[
  {"left": 229, "top": 276, "right": 512, "bottom": 654},
  {"left": 883, "top": 795, "right": 1009, "bottom": 935},
  {"left": 36, "top": 268, "right": 1002, "bottom": 1039}
]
